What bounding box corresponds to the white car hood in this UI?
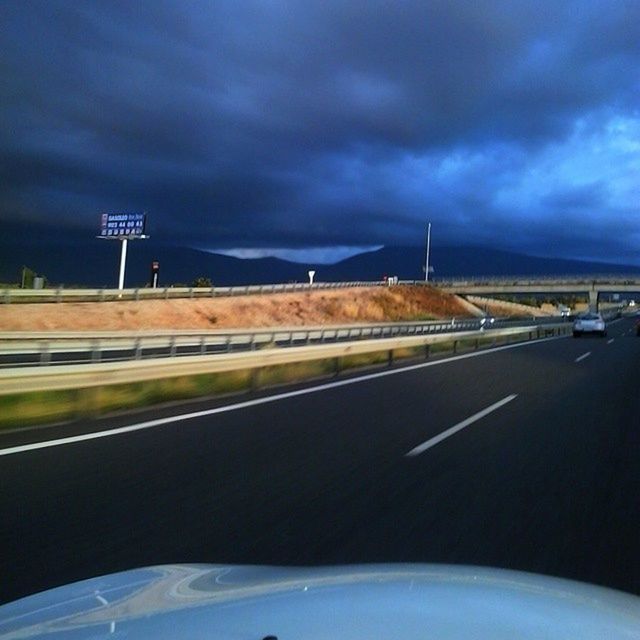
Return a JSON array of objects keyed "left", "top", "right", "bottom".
[{"left": 0, "top": 564, "right": 639, "bottom": 639}]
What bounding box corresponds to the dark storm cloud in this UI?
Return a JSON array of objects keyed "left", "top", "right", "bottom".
[{"left": 1, "top": 0, "right": 639, "bottom": 261}]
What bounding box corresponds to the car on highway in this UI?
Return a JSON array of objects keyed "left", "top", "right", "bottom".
[
  {"left": 573, "top": 312, "right": 606, "bottom": 337},
  {"left": 479, "top": 316, "right": 496, "bottom": 329}
]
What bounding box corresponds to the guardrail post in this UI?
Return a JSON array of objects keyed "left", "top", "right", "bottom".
[
  {"left": 200, "top": 336, "right": 206, "bottom": 354},
  {"left": 56, "top": 287, "right": 62, "bottom": 303},
  {"left": 189, "top": 288, "right": 194, "bottom": 299},
  {"left": 165, "top": 287, "right": 170, "bottom": 300},
  {"left": 170, "top": 337, "right": 176, "bottom": 357},
  {"left": 453, "top": 340, "right": 458, "bottom": 354},
  {"left": 99, "top": 289, "right": 105, "bottom": 302},
  {"left": 424, "top": 344, "right": 430, "bottom": 359},
  {"left": 40, "top": 342, "right": 51, "bottom": 366},
  {"left": 91, "top": 340, "right": 101, "bottom": 363},
  {"left": 3, "top": 290, "right": 9, "bottom": 304},
  {"left": 474, "top": 338, "right": 479, "bottom": 350},
  {"left": 249, "top": 333, "right": 256, "bottom": 350},
  {"left": 210, "top": 287, "right": 216, "bottom": 298},
  {"left": 388, "top": 350, "right": 393, "bottom": 367},
  {"left": 334, "top": 356, "right": 341, "bottom": 377},
  {"left": 133, "top": 288, "right": 139, "bottom": 301},
  {"left": 226, "top": 336, "right": 232, "bottom": 352},
  {"left": 134, "top": 338, "right": 142, "bottom": 359}
]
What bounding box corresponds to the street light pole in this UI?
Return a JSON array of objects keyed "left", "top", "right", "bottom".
[{"left": 424, "top": 222, "right": 431, "bottom": 283}]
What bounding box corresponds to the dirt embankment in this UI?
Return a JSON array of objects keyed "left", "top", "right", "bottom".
[
  {"left": 0, "top": 286, "right": 474, "bottom": 331},
  {"left": 466, "top": 295, "right": 551, "bottom": 317}
]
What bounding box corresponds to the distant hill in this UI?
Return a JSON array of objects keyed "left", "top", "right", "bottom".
[
  {"left": 321, "top": 246, "right": 640, "bottom": 281},
  {"left": 1, "top": 236, "right": 639, "bottom": 288},
  {"left": 0, "top": 240, "right": 310, "bottom": 288}
]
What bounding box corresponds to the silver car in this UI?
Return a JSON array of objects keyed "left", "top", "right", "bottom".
[{"left": 573, "top": 312, "right": 606, "bottom": 337}]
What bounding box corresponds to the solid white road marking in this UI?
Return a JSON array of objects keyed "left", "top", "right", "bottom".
[
  {"left": 0, "top": 335, "right": 565, "bottom": 458},
  {"left": 607, "top": 338, "right": 615, "bottom": 344},
  {"left": 575, "top": 351, "right": 591, "bottom": 363},
  {"left": 405, "top": 394, "right": 518, "bottom": 458}
]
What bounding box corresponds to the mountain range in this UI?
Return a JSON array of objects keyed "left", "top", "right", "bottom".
[{"left": 1, "top": 237, "right": 639, "bottom": 288}]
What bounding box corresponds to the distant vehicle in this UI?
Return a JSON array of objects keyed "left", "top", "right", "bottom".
[
  {"left": 480, "top": 316, "right": 495, "bottom": 329},
  {"left": 573, "top": 313, "right": 606, "bottom": 337},
  {"left": 557, "top": 305, "right": 571, "bottom": 318}
]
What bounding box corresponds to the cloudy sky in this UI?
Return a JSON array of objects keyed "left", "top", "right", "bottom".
[{"left": 1, "top": 1, "right": 639, "bottom": 263}]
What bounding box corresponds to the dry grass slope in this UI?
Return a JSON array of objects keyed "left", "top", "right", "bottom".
[{"left": 0, "top": 285, "right": 474, "bottom": 331}]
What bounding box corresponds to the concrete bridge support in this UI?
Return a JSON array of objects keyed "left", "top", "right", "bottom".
[{"left": 589, "top": 289, "right": 599, "bottom": 311}]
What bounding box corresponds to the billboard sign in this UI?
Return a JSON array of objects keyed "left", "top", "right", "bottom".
[{"left": 99, "top": 213, "right": 146, "bottom": 238}]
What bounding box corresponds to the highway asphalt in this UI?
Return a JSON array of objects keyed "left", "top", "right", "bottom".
[{"left": 1, "top": 317, "right": 639, "bottom": 605}]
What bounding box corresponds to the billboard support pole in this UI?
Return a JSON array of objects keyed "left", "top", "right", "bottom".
[{"left": 118, "top": 238, "right": 128, "bottom": 291}]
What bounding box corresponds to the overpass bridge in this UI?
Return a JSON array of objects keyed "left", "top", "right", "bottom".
[{"left": 435, "top": 275, "right": 640, "bottom": 310}]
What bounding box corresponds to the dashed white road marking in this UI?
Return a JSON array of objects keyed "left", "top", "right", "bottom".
[
  {"left": 607, "top": 338, "right": 615, "bottom": 344},
  {"left": 575, "top": 351, "right": 591, "bottom": 363},
  {"left": 405, "top": 394, "right": 518, "bottom": 457}
]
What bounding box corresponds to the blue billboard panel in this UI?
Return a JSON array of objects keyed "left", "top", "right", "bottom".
[{"left": 99, "top": 213, "right": 146, "bottom": 238}]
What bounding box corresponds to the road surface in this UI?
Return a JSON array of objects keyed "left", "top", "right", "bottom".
[{"left": 1, "top": 317, "right": 639, "bottom": 604}]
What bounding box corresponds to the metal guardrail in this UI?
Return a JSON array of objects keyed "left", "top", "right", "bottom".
[
  {"left": 0, "top": 323, "right": 571, "bottom": 396},
  {"left": 0, "top": 317, "right": 566, "bottom": 368},
  {"left": 0, "top": 281, "right": 385, "bottom": 304},
  {"left": 4, "top": 278, "right": 640, "bottom": 304}
]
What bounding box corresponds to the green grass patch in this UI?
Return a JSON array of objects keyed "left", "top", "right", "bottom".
[
  {"left": 429, "top": 341, "right": 454, "bottom": 354},
  {"left": 259, "top": 360, "right": 334, "bottom": 386},
  {"left": 341, "top": 351, "right": 390, "bottom": 370},
  {"left": 0, "top": 370, "right": 253, "bottom": 431},
  {"left": 0, "top": 389, "right": 78, "bottom": 429},
  {"left": 455, "top": 338, "right": 483, "bottom": 352}
]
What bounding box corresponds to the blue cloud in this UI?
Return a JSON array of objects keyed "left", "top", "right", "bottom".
[{"left": 1, "top": 0, "right": 639, "bottom": 262}]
